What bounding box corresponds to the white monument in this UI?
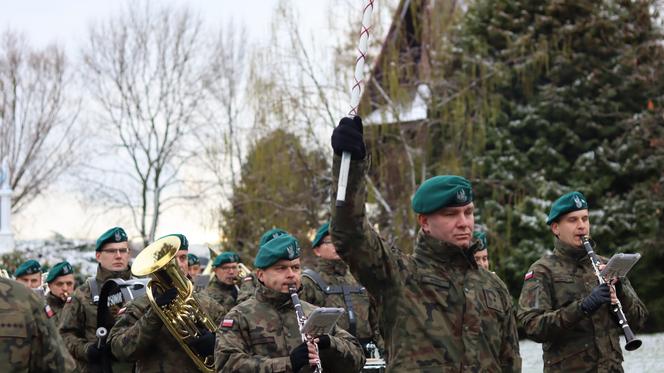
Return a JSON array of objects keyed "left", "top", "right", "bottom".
[{"left": 0, "top": 157, "right": 15, "bottom": 253}]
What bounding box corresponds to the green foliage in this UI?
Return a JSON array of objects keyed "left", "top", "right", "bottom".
[
  {"left": 221, "top": 129, "right": 330, "bottom": 265},
  {"left": 447, "top": 0, "right": 664, "bottom": 331}
]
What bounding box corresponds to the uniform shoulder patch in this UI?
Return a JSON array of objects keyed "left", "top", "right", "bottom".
[
  {"left": 44, "top": 304, "right": 55, "bottom": 318},
  {"left": 221, "top": 319, "right": 234, "bottom": 328},
  {"left": 524, "top": 271, "right": 534, "bottom": 281},
  {"left": 243, "top": 277, "right": 252, "bottom": 282},
  {"left": 117, "top": 307, "right": 126, "bottom": 315}
]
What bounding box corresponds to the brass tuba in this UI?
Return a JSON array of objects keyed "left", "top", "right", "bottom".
[{"left": 132, "top": 236, "right": 217, "bottom": 372}]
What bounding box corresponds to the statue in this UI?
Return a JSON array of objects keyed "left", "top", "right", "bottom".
[{"left": 0, "top": 156, "right": 15, "bottom": 252}]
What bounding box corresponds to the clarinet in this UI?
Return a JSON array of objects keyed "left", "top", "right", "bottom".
[
  {"left": 581, "top": 236, "right": 642, "bottom": 351},
  {"left": 289, "top": 285, "right": 323, "bottom": 373}
]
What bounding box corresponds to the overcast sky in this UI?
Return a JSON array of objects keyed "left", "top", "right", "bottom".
[{"left": 1, "top": 0, "right": 342, "bottom": 244}]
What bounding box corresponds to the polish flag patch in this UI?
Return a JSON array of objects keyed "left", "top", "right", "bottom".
[
  {"left": 117, "top": 307, "right": 127, "bottom": 315},
  {"left": 221, "top": 319, "right": 234, "bottom": 328},
  {"left": 44, "top": 305, "right": 55, "bottom": 318},
  {"left": 243, "top": 277, "right": 253, "bottom": 282},
  {"left": 524, "top": 271, "right": 534, "bottom": 281}
]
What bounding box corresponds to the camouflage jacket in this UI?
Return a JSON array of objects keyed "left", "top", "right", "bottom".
[
  {"left": 45, "top": 291, "right": 71, "bottom": 327},
  {"left": 330, "top": 156, "right": 521, "bottom": 373},
  {"left": 215, "top": 282, "right": 366, "bottom": 373},
  {"left": 109, "top": 290, "right": 227, "bottom": 373},
  {"left": 59, "top": 264, "right": 133, "bottom": 373},
  {"left": 206, "top": 276, "right": 240, "bottom": 310},
  {"left": 0, "top": 277, "right": 76, "bottom": 373},
  {"left": 517, "top": 239, "right": 648, "bottom": 372},
  {"left": 236, "top": 272, "right": 257, "bottom": 304},
  {"left": 301, "top": 259, "right": 382, "bottom": 347}
]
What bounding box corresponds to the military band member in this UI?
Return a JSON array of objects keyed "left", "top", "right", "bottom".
[
  {"left": 330, "top": 116, "right": 521, "bottom": 372},
  {"left": 0, "top": 276, "right": 77, "bottom": 372},
  {"left": 215, "top": 233, "right": 366, "bottom": 373},
  {"left": 188, "top": 253, "right": 202, "bottom": 281},
  {"left": 301, "top": 222, "right": 383, "bottom": 354},
  {"left": 45, "top": 261, "right": 75, "bottom": 325},
  {"left": 472, "top": 231, "right": 490, "bottom": 271},
  {"left": 59, "top": 226, "right": 134, "bottom": 372},
  {"left": 235, "top": 228, "right": 287, "bottom": 304},
  {"left": 109, "top": 233, "right": 227, "bottom": 372},
  {"left": 14, "top": 259, "right": 43, "bottom": 290},
  {"left": 517, "top": 191, "right": 648, "bottom": 372},
  {"left": 206, "top": 251, "right": 242, "bottom": 309}
]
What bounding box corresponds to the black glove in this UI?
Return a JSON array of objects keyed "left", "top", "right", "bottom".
[
  {"left": 317, "top": 335, "right": 331, "bottom": 350},
  {"left": 580, "top": 283, "right": 611, "bottom": 315},
  {"left": 155, "top": 287, "right": 178, "bottom": 307},
  {"left": 331, "top": 116, "right": 366, "bottom": 160},
  {"left": 86, "top": 343, "right": 105, "bottom": 362},
  {"left": 289, "top": 341, "right": 309, "bottom": 372},
  {"left": 189, "top": 330, "right": 215, "bottom": 357}
]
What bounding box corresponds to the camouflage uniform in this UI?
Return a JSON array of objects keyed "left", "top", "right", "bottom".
[
  {"left": 517, "top": 239, "right": 648, "bottom": 372},
  {"left": 236, "top": 273, "right": 258, "bottom": 304},
  {"left": 330, "top": 156, "right": 521, "bottom": 372},
  {"left": 215, "top": 282, "right": 366, "bottom": 372},
  {"left": 59, "top": 264, "right": 133, "bottom": 372},
  {"left": 45, "top": 291, "right": 70, "bottom": 326},
  {"left": 206, "top": 275, "right": 240, "bottom": 310},
  {"left": 301, "top": 259, "right": 383, "bottom": 349},
  {"left": 0, "top": 277, "right": 76, "bottom": 372},
  {"left": 109, "top": 291, "right": 226, "bottom": 373}
]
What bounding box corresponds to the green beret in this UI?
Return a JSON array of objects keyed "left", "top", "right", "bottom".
[
  {"left": 157, "top": 233, "right": 189, "bottom": 251},
  {"left": 473, "top": 231, "right": 488, "bottom": 253},
  {"left": 311, "top": 222, "right": 330, "bottom": 248},
  {"left": 96, "top": 227, "right": 128, "bottom": 251},
  {"left": 547, "top": 191, "right": 588, "bottom": 225},
  {"left": 411, "top": 175, "right": 473, "bottom": 214},
  {"left": 14, "top": 259, "right": 42, "bottom": 278},
  {"left": 213, "top": 252, "right": 240, "bottom": 267},
  {"left": 258, "top": 228, "right": 288, "bottom": 247},
  {"left": 46, "top": 261, "right": 74, "bottom": 283},
  {"left": 187, "top": 253, "right": 200, "bottom": 266},
  {"left": 254, "top": 234, "right": 301, "bottom": 269}
]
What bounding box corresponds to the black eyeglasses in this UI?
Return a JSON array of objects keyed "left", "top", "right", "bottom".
[{"left": 101, "top": 248, "right": 130, "bottom": 255}]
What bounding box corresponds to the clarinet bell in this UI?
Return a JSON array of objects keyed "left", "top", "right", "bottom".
[{"left": 625, "top": 338, "right": 642, "bottom": 351}]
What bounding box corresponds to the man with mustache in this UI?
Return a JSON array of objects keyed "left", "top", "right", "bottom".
[
  {"left": 215, "top": 233, "right": 366, "bottom": 372},
  {"left": 45, "top": 261, "right": 75, "bottom": 325}
]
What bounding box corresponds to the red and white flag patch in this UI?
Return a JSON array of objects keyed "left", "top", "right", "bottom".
[
  {"left": 44, "top": 305, "right": 55, "bottom": 318},
  {"left": 524, "top": 271, "right": 534, "bottom": 281},
  {"left": 117, "top": 307, "right": 127, "bottom": 315},
  {"left": 221, "top": 319, "right": 234, "bottom": 328}
]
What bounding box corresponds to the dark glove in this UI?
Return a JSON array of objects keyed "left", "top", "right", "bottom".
[
  {"left": 580, "top": 283, "right": 611, "bottom": 315},
  {"left": 188, "top": 330, "right": 215, "bottom": 357},
  {"left": 331, "top": 116, "right": 366, "bottom": 160},
  {"left": 289, "top": 341, "right": 309, "bottom": 372},
  {"left": 155, "top": 287, "right": 178, "bottom": 307},
  {"left": 86, "top": 343, "right": 106, "bottom": 363},
  {"left": 317, "top": 335, "right": 331, "bottom": 350}
]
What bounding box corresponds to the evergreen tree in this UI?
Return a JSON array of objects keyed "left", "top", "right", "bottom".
[
  {"left": 220, "top": 129, "right": 330, "bottom": 264},
  {"left": 443, "top": 0, "right": 664, "bottom": 330}
]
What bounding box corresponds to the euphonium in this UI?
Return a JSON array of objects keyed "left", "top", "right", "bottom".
[
  {"left": 132, "top": 236, "right": 217, "bottom": 372},
  {"left": 237, "top": 263, "right": 252, "bottom": 282}
]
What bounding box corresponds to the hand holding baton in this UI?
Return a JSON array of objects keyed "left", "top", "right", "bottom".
[{"left": 336, "top": 0, "right": 374, "bottom": 207}]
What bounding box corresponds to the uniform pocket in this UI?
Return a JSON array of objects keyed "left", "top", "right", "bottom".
[
  {"left": 419, "top": 275, "right": 450, "bottom": 308},
  {"left": 249, "top": 334, "right": 279, "bottom": 356},
  {"left": 0, "top": 312, "right": 30, "bottom": 368},
  {"left": 483, "top": 289, "right": 504, "bottom": 313}
]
